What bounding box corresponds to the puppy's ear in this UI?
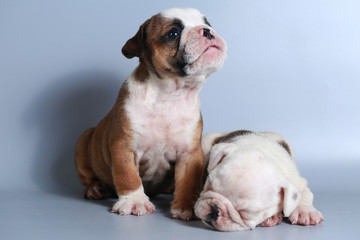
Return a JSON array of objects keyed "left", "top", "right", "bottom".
[
  {"left": 202, "top": 132, "right": 225, "bottom": 156},
  {"left": 122, "top": 19, "right": 150, "bottom": 59},
  {"left": 207, "top": 144, "right": 236, "bottom": 172},
  {"left": 260, "top": 132, "right": 294, "bottom": 157},
  {"left": 279, "top": 180, "right": 302, "bottom": 217}
]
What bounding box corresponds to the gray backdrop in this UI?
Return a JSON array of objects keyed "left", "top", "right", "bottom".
[{"left": 1, "top": 1, "right": 359, "bottom": 239}]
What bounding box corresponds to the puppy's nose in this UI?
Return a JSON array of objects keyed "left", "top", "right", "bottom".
[
  {"left": 209, "top": 204, "right": 219, "bottom": 221},
  {"left": 201, "top": 28, "right": 215, "bottom": 40}
]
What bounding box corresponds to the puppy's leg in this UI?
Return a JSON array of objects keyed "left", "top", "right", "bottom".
[
  {"left": 75, "top": 128, "right": 96, "bottom": 185},
  {"left": 289, "top": 187, "right": 324, "bottom": 225},
  {"left": 110, "top": 147, "right": 155, "bottom": 216},
  {"left": 75, "top": 128, "right": 114, "bottom": 199},
  {"left": 171, "top": 144, "right": 204, "bottom": 221}
]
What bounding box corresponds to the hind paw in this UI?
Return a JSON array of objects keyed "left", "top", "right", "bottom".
[
  {"left": 83, "top": 181, "right": 115, "bottom": 200},
  {"left": 289, "top": 206, "right": 324, "bottom": 225}
]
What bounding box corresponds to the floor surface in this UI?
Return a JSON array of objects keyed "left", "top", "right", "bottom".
[{"left": 1, "top": 189, "right": 359, "bottom": 240}]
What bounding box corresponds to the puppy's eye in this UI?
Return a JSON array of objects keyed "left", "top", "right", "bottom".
[{"left": 165, "top": 28, "right": 181, "bottom": 40}]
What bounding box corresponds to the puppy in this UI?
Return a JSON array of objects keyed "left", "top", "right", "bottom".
[
  {"left": 195, "top": 130, "right": 324, "bottom": 231},
  {"left": 74, "top": 8, "right": 227, "bottom": 220}
]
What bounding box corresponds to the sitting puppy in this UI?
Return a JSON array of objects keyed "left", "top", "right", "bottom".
[
  {"left": 74, "top": 8, "right": 227, "bottom": 221},
  {"left": 195, "top": 130, "right": 324, "bottom": 231}
]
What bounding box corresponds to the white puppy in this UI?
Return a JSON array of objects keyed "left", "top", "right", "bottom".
[{"left": 194, "top": 130, "right": 323, "bottom": 231}]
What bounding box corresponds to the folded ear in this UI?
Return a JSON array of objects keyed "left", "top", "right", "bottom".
[
  {"left": 201, "top": 132, "right": 225, "bottom": 157},
  {"left": 207, "top": 143, "right": 235, "bottom": 172},
  {"left": 280, "top": 180, "right": 302, "bottom": 217},
  {"left": 260, "top": 132, "right": 294, "bottom": 157},
  {"left": 122, "top": 19, "right": 150, "bottom": 59}
]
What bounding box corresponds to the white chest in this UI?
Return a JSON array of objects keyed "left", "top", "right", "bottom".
[{"left": 125, "top": 79, "right": 202, "bottom": 183}]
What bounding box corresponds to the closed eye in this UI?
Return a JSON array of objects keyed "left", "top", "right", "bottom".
[{"left": 217, "top": 154, "right": 226, "bottom": 165}]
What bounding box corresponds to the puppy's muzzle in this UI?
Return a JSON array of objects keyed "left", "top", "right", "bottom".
[{"left": 205, "top": 204, "right": 219, "bottom": 227}]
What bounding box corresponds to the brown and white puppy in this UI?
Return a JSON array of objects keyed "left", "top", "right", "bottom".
[
  {"left": 74, "top": 8, "right": 227, "bottom": 220},
  {"left": 195, "top": 130, "right": 324, "bottom": 231}
]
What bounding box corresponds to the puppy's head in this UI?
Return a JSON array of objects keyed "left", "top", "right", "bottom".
[
  {"left": 195, "top": 141, "right": 301, "bottom": 231},
  {"left": 122, "top": 8, "right": 227, "bottom": 80}
]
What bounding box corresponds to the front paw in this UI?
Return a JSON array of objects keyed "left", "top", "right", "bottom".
[
  {"left": 171, "top": 208, "right": 194, "bottom": 221},
  {"left": 289, "top": 205, "right": 324, "bottom": 225},
  {"left": 111, "top": 191, "right": 155, "bottom": 216},
  {"left": 171, "top": 198, "right": 196, "bottom": 221}
]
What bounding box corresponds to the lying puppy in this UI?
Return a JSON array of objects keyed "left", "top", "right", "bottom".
[
  {"left": 74, "top": 8, "right": 227, "bottom": 220},
  {"left": 195, "top": 130, "right": 324, "bottom": 231}
]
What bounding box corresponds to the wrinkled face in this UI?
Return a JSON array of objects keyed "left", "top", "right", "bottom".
[
  {"left": 195, "top": 147, "right": 297, "bottom": 232},
  {"left": 122, "top": 8, "right": 227, "bottom": 79}
]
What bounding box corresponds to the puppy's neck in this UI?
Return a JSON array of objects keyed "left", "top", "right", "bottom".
[
  {"left": 131, "top": 63, "right": 207, "bottom": 98},
  {"left": 152, "top": 75, "right": 207, "bottom": 94}
]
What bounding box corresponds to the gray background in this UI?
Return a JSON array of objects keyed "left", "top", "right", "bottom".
[{"left": 1, "top": 0, "right": 359, "bottom": 239}]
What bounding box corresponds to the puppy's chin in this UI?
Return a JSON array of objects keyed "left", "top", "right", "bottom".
[
  {"left": 194, "top": 190, "right": 253, "bottom": 232},
  {"left": 184, "top": 48, "right": 226, "bottom": 76}
]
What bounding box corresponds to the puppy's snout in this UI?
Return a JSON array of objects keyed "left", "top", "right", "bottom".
[
  {"left": 204, "top": 205, "right": 219, "bottom": 228},
  {"left": 200, "top": 28, "right": 215, "bottom": 40},
  {"left": 209, "top": 204, "right": 219, "bottom": 221}
]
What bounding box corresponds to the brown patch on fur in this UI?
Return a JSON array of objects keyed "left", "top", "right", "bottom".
[
  {"left": 213, "top": 130, "right": 253, "bottom": 145},
  {"left": 133, "top": 63, "right": 150, "bottom": 83},
  {"left": 171, "top": 116, "right": 204, "bottom": 214},
  {"left": 75, "top": 128, "right": 97, "bottom": 185},
  {"left": 278, "top": 140, "right": 291, "bottom": 155},
  {"left": 127, "top": 14, "right": 188, "bottom": 79},
  {"left": 110, "top": 148, "right": 141, "bottom": 195},
  {"left": 122, "top": 19, "right": 150, "bottom": 59},
  {"left": 75, "top": 82, "right": 142, "bottom": 197}
]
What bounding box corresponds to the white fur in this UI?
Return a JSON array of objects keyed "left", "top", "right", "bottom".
[
  {"left": 161, "top": 8, "right": 205, "bottom": 28},
  {"left": 195, "top": 131, "right": 323, "bottom": 231},
  {"left": 125, "top": 73, "right": 203, "bottom": 184},
  {"left": 112, "top": 185, "right": 155, "bottom": 215}
]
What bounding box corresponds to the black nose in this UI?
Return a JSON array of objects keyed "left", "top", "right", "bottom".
[
  {"left": 204, "top": 205, "right": 219, "bottom": 228},
  {"left": 202, "top": 28, "right": 214, "bottom": 40},
  {"left": 208, "top": 204, "right": 219, "bottom": 221}
]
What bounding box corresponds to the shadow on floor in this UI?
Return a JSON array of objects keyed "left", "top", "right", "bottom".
[{"left": 24, "top": 70, "right": 124, "bottom": 200}]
